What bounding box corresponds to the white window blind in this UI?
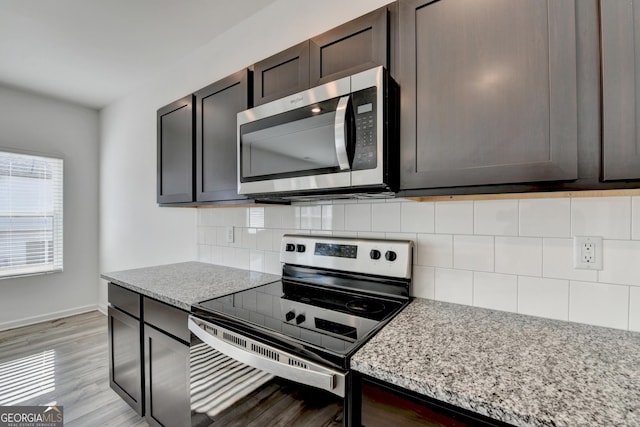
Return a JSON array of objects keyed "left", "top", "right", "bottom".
[{"left": 0, "top": 151, "right": 63, "bottom": 278}]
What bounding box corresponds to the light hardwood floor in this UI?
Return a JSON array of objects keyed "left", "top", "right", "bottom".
[{"left": 0, "top": 311, "right": 146, "bottom": 427}]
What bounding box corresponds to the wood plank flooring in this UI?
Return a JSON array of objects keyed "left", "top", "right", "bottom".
[
  {"left": 0, "top": 311, "right": 146, "bottom": 427},
  {"left": 0, "top": 311, "right": 346, "bottom": 427}
]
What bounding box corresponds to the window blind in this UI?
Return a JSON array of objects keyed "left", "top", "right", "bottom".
[{"left": 0, "top": 151, "right": 63, "bottom": 278}]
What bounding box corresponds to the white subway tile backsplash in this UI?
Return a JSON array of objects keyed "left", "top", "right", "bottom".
[
  {"left": 242, "top": 228, "right": 257, "bottom": 250},
  {"left": 571, "top": 197, "right": 631, "bottom": 240},
  {"left": 473, "top": 272, "right": 517, "bottom": 312},
  {"left": 248, "top": 207, "right": 265, "bottom": 228},
  {"left": 434, "top": 268, "right": 473, "bottom": 305},
  {"left": 435, "top": 201, "right": 473, "bottom": 234},
  {"left": 198, "top": 245, "right": 211, "bottom": 263},
  {"left": 633, "top": 197, "right": 640, "bottom": 241},
  {"left": 249, "top": 250, "right": 265, "bottom": 272},
  {"left": 372, "top": 203, "right": 401, "bottom": 232},
  {"left": 417, "top": 234, "right": 453, "bottom": 268},
  {"left": 264, "top": 251, "right": 281, "bottom": 275},
  {"left": 542, "top": 238, "right": 598, "bottom": 282},
  {"left": 412, "top": 265, "right": 435, "bottom": 299},
  {"left": 495, "top": 237, "right": 542, "bottom": 276},
  {"left": 300, "top": 205, "right": 322, "bottom": 230},
  {"left": 211, "top": 246, "right": 223, "bottom": 265},
  {"left": 357, "top": 232, "right": 385, "bottom": 239},
  {"left": 401, "top": 202, "right": 435, "bottom": 233},
  {"left": 197, "top": 194, "right": 640, "bottom": 331},
  {"left": 256, "top": 229, "right": 273, "bottom": 251},
  {"left": 518, "top": 276, "right": 569, "bottom": 321},
  {"left": 474, "top": 200, "right": 518, "bottom": 236},
  {"left": 453, "top": 235, "right": 494, "bottom": 272},
  {"left": 599, "top": 239, "right": 640, "bottom": 286},
  {"left": 519, "top": 198, "right": 570, "bottom": 237},
  {"left": 265, "top": 206, "right": 298, "bottom": 229},
  {"left": 204, "top": 227, "right": 217, "bottom": 245},
  {"left": 345, "top": 204, "right": 371, "bottom": 231},
  {"left": 321, "top": 204, "right": 345, "bottom": 231},
  {"left": 629, "top": 287, "right": 640, "bottom": 332},
  {"left": 569, "top": 281, "right": 629, "bottom": 330}
]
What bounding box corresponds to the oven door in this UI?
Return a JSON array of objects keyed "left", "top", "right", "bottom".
[{"left": 189, "top": 316, "right": 349, "bottom": 426}]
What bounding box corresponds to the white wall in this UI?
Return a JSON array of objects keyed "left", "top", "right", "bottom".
[
  {"left": 98, "top": 0, "right": 391, "bottom": 310},
  {"left": 196, "top": 196, "right": 640, "bottom": 332},
  {"left": 0, "top": 85, "right": 99, "bottom": 330}
]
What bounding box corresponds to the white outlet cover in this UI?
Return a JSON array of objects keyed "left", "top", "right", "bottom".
[
  {"left": 225, "top": 226, "right": 234, "bottom": 243},
  {"left": 573, "top": 236, "right": 603, "bottom": 270}
]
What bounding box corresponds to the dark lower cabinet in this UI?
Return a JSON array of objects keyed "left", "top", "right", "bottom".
[
  {"left": 144, "top": 325, "right": 190, "bottom": 427},
  {"left": 108, "top": 303, "right": 143, "bottom": 415},
  {"left": 601, "top": 0, "right": 640, "bottom": 180},
  {"left": 398, "top": 0, "right": 579, "bottom": 190},
  {"left": 360, "top": 376, "right": 505, "bottom": 427},
  {"left": 108, "top": 283, "right": 190, "bottom": 426}
]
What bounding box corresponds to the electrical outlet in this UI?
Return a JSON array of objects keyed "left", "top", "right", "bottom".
[
  {"left": 573, "top": 236, "right": 603, "bottom": 270},
  {"left": 225, "top": 226, "right": 234, "bottom": 243}
]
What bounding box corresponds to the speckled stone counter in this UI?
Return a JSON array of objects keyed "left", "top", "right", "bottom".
[
  {"left": 352, "top": 298, "right": 640, "bottom": 427},
  {"left": 101, "top": 262, "right": 280, "bottom": 311}
]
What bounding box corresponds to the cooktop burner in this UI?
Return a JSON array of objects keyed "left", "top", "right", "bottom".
[{"left": 345, "top": 299, "right": 386, "bottom": 315}]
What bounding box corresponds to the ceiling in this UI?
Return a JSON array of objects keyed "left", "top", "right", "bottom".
[{"left": 0, "top": 0, "right": 278, "bottom": 109}]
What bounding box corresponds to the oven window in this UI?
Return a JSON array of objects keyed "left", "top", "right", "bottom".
[{"left": 240, "top": 96, "right": 347, "bottom": 181}]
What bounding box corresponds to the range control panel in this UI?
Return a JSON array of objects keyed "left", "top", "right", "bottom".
[{"left": 280, "top": 235, "right": 413, "bottom": 279}]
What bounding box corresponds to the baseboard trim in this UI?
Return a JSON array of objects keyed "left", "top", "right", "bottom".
[{"left": 0, "top": 304, "right": 101, "bottom": 331}]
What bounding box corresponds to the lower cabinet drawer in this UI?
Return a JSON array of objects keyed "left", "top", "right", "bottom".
[{"left": 143, "top": 297, "right": 190, "bottom": 343}]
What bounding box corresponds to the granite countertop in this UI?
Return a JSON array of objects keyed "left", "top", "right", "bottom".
[
  {"left": 101, "top": 261, "right": 280, "bottom": 311},
  {"left": 351, "top": 298, "right": 640, "bottom": 427}
]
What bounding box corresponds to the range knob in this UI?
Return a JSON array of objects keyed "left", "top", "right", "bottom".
[
  {"left": 295, "top": 314, "right": 306, "bottom": 325},
  {"left": 285, "top": 243, "right": 296, "bottom": 252},
  {"left": 370, "top": 249, "right": 381, "bottom": 260},
  {"left": 285, "top": 311, "right": 295, "bottom": 321},
  {"left": 296, "top": 244, "right": 306, "bottom": 253},
  {"left": 385, "top": 251, "right": 397, "bottom": 262}
]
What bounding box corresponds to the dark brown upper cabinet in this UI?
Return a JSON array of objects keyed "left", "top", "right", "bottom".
[
  {"left": 601, "top": 0, "right": 640, "bottom": 181},
  {"left": 253, "top": 5, "right": 391, "bottom": 106},
  {"left": 157, "top": 95, "right": 195, "bottom": 204},
  {"left": 195, "top": 69, "right": 252, "bottom": 203},
  {"left": 253, "top": 41, "right": 310, "bottom": 106},
  {"left": 310, "top": 6, "right": 389, "bottom": 86},
  {"left": 398, "top": 0, "right": 579, "bottom": 191}
]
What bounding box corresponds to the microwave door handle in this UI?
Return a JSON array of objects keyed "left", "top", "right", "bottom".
[{"left": 334, "top": 95, "right": 351, "bottom": 171}]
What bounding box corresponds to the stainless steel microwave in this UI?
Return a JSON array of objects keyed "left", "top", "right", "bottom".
[{"left": 237, "top": 66, "right": 398, "bottom": 199}]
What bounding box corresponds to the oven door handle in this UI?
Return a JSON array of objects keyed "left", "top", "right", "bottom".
[
  {"left": 188, "top": 317, "right": 346, "bottom": 397},
  {"left": 334, "top": 95, "right": 351, "bottom": 171}
]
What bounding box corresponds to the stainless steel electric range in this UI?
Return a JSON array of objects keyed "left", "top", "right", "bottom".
[{"left": 189, "top": 235, "right": 413, "bottom": 427}]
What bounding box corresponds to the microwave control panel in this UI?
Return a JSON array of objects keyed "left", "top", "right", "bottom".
[{"left": 352, "top": 87, "right": 377, "bottom": 171}]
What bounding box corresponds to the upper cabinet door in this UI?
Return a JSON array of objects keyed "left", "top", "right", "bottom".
[
  {"left": 157, "top": 95, "right": 195, "bottom": 203},
  {"left": 253, "top": 41, "right": 310, "bottom": 106},
  {"left": 398, "top": 0, "right": 578, "bottom": 190},
  {"left": 601, "top": 0, "right": 640, "bottom": 181},
  {"left": 195, "top": 69, "right": 251, "bottom": 202},
  {"left": 309, "top": 6, "right": 389, "bottom": 86}
]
